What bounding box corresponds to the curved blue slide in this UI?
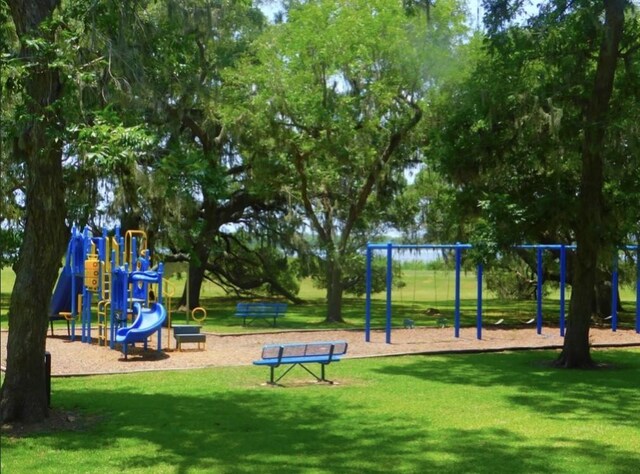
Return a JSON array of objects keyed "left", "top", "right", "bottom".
[{"left": 115, "top": 302, "right": 167, "bottom": 359}]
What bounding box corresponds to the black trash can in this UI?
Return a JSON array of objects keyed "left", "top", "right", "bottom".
[{"left": 44, "top": 351, "right": 51, "bottom": 407}]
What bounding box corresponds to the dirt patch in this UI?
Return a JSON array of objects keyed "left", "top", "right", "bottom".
[
  {"left": 2, "top": 326, "right": 639, "bottom": 377},
  {"left": 1, "top": 409, "right": 101, "bottom": 437}
]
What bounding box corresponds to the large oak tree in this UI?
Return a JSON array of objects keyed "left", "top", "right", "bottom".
[
  {"left": 1, "top": 0, "right": 67, "bottom": 423},
  {"left": 427, "top": 0, "right": 638, "bottom": 367},
  {"left": 229, "top": 0, "right": 467, "bottom": 322}
]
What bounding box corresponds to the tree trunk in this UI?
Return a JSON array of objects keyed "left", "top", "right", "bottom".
[
  {"left": 178, "top": 261, "right": 206, "bottom": 310},
  {"left": 556, "top": 0, "right": 624, "bottom": 368},
  {"left": 593, "top": 280, "right": 612, "bottom": 319},
  {"left": 1, "top": 0, "right": 66, "bottom": 424},
  {"left": 325, "top": 258, "right": 345, "bottom": 323}
]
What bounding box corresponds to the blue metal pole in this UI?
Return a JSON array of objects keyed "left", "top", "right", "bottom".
[
  {"left": 386, "top": 243, "right": 393, "bottom": 344},
  {"left": 477, "top": 263, "right": 483, "bottom": 340},
  {"left": 124, "top": 262, "right": 131, "bottom": 317},
  {"left": 559, "top": 245, "right": 566, "bottom": 337},
  {"left": 536, "top": 247, "right": 543, "bottom": 335},
  {"left": 365, "top": 245, "right": 373, "bottom": 342},
  {"left": 70, "top": 231, "right": 78, "bottom": 342},
  {"left": 118, "top": 235, "right": 124, "bottom": 265},
  {"left": 70, "top": 278, "right": 76, "bottom": 343},
  {"left": 109, "top": 251, "right": 117, "bottom": 349},
  {"left": 82, "top": 227, "right": 90, "bottom": 344},
  {"left": 611, "top": 251, "right": 619, "bottom": 332},
  {"left": 454, "top": 245, "right": 462, "bottom": 338},
  {"left": 83, "top": 290, "right": 91, "bottom": 344},
  {"left": 157, "top": 262, "right": 164, "bottom": 304}
]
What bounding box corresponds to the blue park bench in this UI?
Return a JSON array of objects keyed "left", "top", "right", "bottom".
[
  {"left": 235, "top": 302, "right": 288, "bottom": 327},
  {"left": 253, "top": 341, "right": 348, "bottom": 385},
  {"left": 172, "top": 325, "right": 206, "bottom": 351}
]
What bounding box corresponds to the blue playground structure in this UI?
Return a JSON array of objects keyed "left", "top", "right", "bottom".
[
  {"left": 364, "top": 242, "right": 640, "bottom": 344},
  {"left": 49, "top": 225, "right": 166, "bottom": 358}
]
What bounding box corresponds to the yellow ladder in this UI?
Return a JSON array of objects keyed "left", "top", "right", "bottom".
[
  {"left": 102, "top": 271, "right": 111, "bottom": 300},
  {"left": 97, "top": 300, "right": 110, "bottom": 346}
]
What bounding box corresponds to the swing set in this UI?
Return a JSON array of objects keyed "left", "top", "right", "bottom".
[
  {"left": 395, "top": 248, "right": 453, "bottom": 328},
  {"left": 364, "top": 242, "right": 640, "bottom": 344},
  {"left": 365, "top": 243, "right": 480, "bottom": 343}
]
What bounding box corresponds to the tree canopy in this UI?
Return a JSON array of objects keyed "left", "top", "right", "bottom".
[
  {"left": 426, "top": 0, "right": 639, "bottom": 366},
  {"left": 227, "top": 0, "right": 467, "bottom": 322},
  {"left": 2, "top": 0, "right": 640, "bottom": 423}
]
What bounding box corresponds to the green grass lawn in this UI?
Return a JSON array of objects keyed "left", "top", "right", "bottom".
[{"left": 2, "top": 349, "right": 640, "bottom": 473}]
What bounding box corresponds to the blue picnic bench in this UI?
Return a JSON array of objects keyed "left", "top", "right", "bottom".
[
  {"left": 253, "top": 341, "right": 348, "bottom": 385},
  {"left": 235, "top": 302, "right": 288, "bottom": 327},
  {"left": 172, "top": 325, "right": 206, "bottom": 351}
]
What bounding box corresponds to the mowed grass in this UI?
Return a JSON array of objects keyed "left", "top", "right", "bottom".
[
  {"left": 2, "top": 349, "right": 640, "bottom": 473},
  {"left": 2, "top": 266, "right": 638, "bottom": 332}
]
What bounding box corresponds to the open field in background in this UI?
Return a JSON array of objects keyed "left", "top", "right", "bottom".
[
  {"left": 2, "top": 349, "right": 640, "bottom": 473},
  {"left": 1, "top": 267, "right": 637, "bottom": 332}
]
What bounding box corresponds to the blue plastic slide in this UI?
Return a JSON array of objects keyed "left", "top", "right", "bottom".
[
  {"left": 50, "top": 265, "right": 79, "bottom": 315},
  {"left": 115, "top": 302, "right": 167, "bottom": 358}
]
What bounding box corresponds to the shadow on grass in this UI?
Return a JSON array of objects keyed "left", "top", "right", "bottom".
[
  {"left": 372, "top": 350, "right": 640, "bottom": 428},
  {"left": 5, "top": 353, "right": 640, "bottom": 473}
]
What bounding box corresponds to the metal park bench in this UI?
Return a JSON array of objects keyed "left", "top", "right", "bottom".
[
  {"left": 235, "top": 302, "right": 288, "bottom": 327},
  {"left": 253, "top": 341, "right": 348, "bottom": 385}
]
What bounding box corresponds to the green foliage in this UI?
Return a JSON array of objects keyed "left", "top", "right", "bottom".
[
  {"left": 1, "top": 1, "right": 24, "bottom": 265},
  {"left": 70, "top": 108, "right": 156, "bottom": 171},
  {"left": 484, "top": 257, "right": 540, "bottom": 300},
  {"left": 0, "top": 227, "right": 21, "bottom": 268},
  {"left": 427, "top": 0, "right": 640, "bottom": 253},
  {"left": 227, "top": 0, "right": 468, "bottom": 317}
]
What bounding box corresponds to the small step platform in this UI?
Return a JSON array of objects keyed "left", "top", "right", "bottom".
[{"left": 172, "top": 325, "right": 206, "bottom": 351}]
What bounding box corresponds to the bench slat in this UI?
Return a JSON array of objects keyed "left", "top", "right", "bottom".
[
  {"left": 260, "top": 341, "right": 347, "bottom": 359},
  {"left": 174, "top": 334, "right": 206, "bottom": 341},
  {"left": 254, "top": 356, "right": 343, "bottom": 366}
]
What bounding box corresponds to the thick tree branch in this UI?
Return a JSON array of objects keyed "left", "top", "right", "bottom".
[{"left": 341, "top": 99, "right": 422, "bottom": 248}]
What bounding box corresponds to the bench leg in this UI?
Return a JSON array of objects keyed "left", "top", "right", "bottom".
[
  {"left": 269, "top": 364, "right": 297, "bottom": 384},
  {"left": 297, "top": 363, "right": 328, "bottom": 383},
  {"left": 264, "top": 363, "right": 334, "bottom": 385}
]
